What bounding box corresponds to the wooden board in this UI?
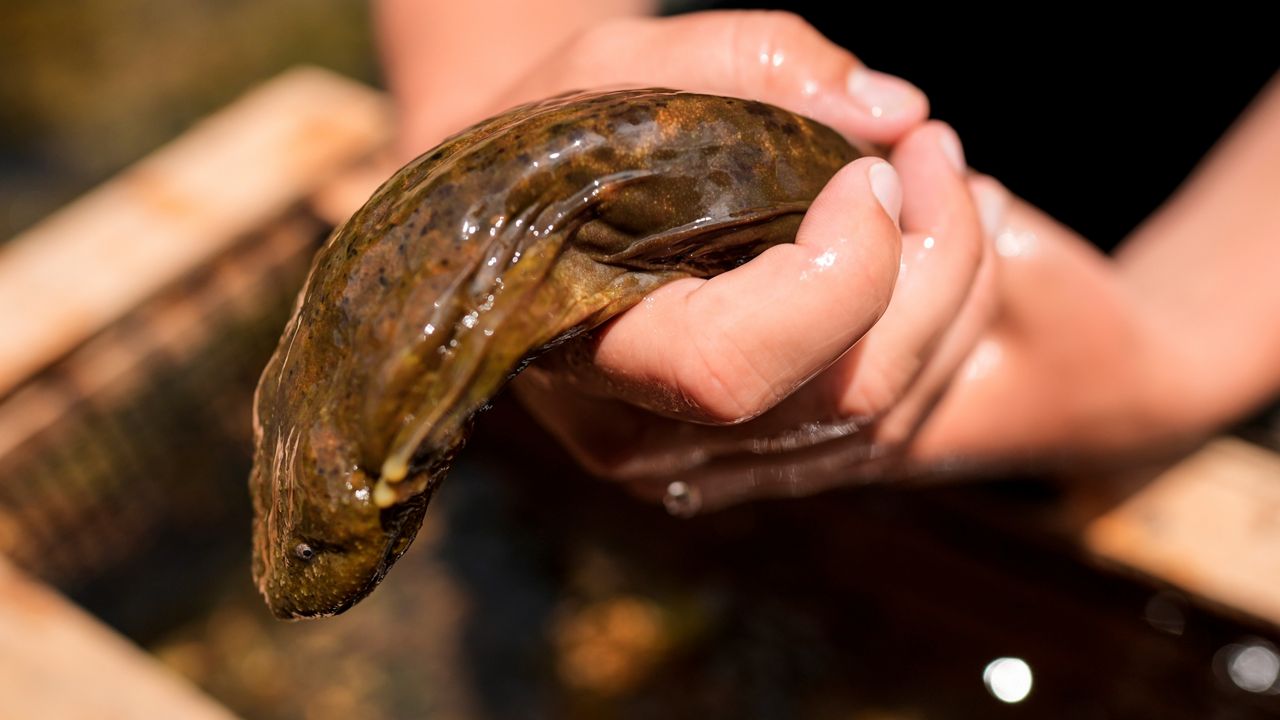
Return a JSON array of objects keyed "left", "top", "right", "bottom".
[
  {"left": 0, "top": 65, "right": 390, "bottom": 397},
  {"left": 0, "top": 557, "right": 239, "bottom": 719},
  {"left": 1075, "top": 437, "right": 1280, "bottom": 626},
  {"left": 0, "top": 65, "right": 389, "bottom": 717}
]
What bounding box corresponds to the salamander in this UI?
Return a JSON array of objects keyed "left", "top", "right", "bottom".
[{"left": 250, "top": 88, "right": 864, "bottom": 618}]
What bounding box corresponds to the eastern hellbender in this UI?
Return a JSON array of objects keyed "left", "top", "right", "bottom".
[{"left": 251, "top": 89, "right": 866, "bottom": 618}]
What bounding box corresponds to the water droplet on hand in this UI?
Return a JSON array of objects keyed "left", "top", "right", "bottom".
[{"left": 663, "top": 481, "right": 701, "bottom": 518}]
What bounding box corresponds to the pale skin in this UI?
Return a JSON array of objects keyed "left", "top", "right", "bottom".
[{"left": 375, "top": 2, "right": 1280, "bottom": 511}]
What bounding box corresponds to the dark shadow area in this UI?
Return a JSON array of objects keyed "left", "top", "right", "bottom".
[
  {"left": 697, "top": 7, "right": 1278, "bottom": 251},
  {"left": 430, "top": 401, "right": 1280, "bottom": 719}
]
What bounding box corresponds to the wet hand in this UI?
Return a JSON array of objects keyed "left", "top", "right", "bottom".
[
  {"left": 909, "top": 180, "right": 1202, "bottom": 468},
  {"left": 387, "top": 9, "right": 980, "bottom": 513},
  {"left": 515, "top": 121, "right": 997, "bottom": 513}
]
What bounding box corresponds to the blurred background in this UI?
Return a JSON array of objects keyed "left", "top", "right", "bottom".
[
  {"left": 0, "top": 0, "right": 376, "bottom": 241},
  {"left": 1, "top": 3, "right": 1279, "bottom": 719}
]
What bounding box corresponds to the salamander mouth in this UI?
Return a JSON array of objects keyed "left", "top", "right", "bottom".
[
  {"left": 372, "top": 493, "right": 432, "bottom": 585},
  {"left": 269, "top": 487, "right": 433, "bottom": 620}
]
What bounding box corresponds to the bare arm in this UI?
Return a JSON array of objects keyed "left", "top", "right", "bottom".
[
  {"left": 1118, "top": 76, "right": 1280, "bottom": 430},
  {"left": 375, "top": 0, "right": 656, "bottom": 156},
  {"left": 912, "top": 74, "right": 1280, "bottom": 468}
]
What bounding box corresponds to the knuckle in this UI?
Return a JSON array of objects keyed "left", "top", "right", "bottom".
[
  {"left": 752, "top": 10, "right": 818, "bottom": 42},
  {"left": 870, "top": 416, "right": 914, "bottom": 450},
  {"left": 728, "top": 11, "right": 833, "bottom": 92},
  {"left": 837, "top": 361, "right": 911, "bottom": 420},
  {"left": 569, "top": 17, "right": 640, "bottom": 59}
]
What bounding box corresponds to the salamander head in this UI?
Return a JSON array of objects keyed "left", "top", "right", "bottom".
[
  {"left": 249, "top": 424, "right": 466, "bottom": 619},
  {"left": 249, "top": 420, "right": 446, "bottom": 619},
  {"left": 248, "top": 313, "right": 462, "bottom": 619}
]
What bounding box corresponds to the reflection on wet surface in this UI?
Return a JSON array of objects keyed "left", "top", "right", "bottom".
[{"left": 139, "top": 404, "right": 1280, "bottom": 719}]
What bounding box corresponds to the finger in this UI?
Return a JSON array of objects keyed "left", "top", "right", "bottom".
[
  {"left": 584, "top": 157, "right": 902, "bottom": 425},
  {"left": 514, "top": 361, "right": 874, "bottom": 481},
  {"left": 523, "top": 127, "right": 986, "bottom": 488},
  {"left": 911, "top": 184, "right": 1145, "bottom": 462},
  {"left": 512, "top": 11, "right": 929, "bottom": 144},
  {"left": 819, "top": 121, "right": 985, "bottom": 420},
  {"left": 872, "top": 173, "right": 1004, "bottom": 445},
  {"left": 657, "top": 123, "right": 987, "bottom": 508},
  {"left": 626, "top": 430, "right": 896, "bottom": 514},
  {"left": 646, "top": 185, "right": 993, "bottom": 515},
  {"left": 638, "top": 169, "right": 999, "bottom": 510},
  {"left": 511, "top": 367, "right": 713, "bottom": 479},
  {"left": 309, "top": 154, "right": 402, "bottom": 225},
  {"left": 646, "top": 242, "right": 996, "bottom": 516}
]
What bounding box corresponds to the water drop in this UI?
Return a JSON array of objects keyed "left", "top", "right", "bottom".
[
  {"left": 663, "top": 481, "right": 701, "bottom": 518},
  {"left": 812, "top": 249, "right": 837, "bottom": 269}
]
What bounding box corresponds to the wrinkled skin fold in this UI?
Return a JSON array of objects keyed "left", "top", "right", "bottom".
[{"left": 250, "top": 89, "right": 864, "bottom": 619}]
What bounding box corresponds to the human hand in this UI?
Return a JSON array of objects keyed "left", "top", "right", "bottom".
[
  {"left": 511, "top": 62, "right": 1280, "bottom": 514},
  {"left": 514, "top": 120, "right": 995, "bottom": 514},
  {"left": 381, "top": 9, "right": 1000, "bottom": 513},
  {"left": 395, "top": 11, "right": 930, "bottom": 156},
  {"left": 343, "top": 9, "right": 934, "bottom": 256},
  {"left": 909, "top": 181, "right": 1205, "bottom": 468},
  {"left": 373, "top": 16, "right": 1279, "bottom": 515},
  {"left": 523, "top": 164, "right": 1228, "bottom": 515}
]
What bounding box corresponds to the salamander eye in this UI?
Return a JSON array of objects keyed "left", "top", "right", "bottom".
[{"left": 294, "top": 542, "right": 315, "bottom": 561}]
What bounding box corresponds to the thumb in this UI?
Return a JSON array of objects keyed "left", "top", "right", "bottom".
[{"left": 576, "top": 156, "right": 904, "bottom": 424}]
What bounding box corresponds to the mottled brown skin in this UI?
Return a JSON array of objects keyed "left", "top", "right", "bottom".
[{"left": 251, "top": 89, "right": 863, "bottom": 619}]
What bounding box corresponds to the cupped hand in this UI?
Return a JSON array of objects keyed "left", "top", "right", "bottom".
[
  {"left": 514, "top": 121, "right": 995, "bottom": 513},
  {"left": 526, "top": 163, "right": 1216, "bottom": 517},
  {"left": 388, "top": 10, "right": 999, "bottom": 513}
]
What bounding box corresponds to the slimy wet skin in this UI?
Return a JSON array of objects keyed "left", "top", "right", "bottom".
[{"left": 250, "top": 89, "right": 864, "bottom": 618}]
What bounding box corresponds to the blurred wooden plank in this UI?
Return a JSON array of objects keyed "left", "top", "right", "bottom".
[
  {"left": 0, "top": 215, "right": 322, "bottom": 583},
  {"left": 0, "top": 557, "right": 239, "bottom": 720},
  {"left": 1074, "top": 437, "right": 1280, "bottom": 625},
  {"left": 0, "top": 65, "right": 390, "bottom": 397}
]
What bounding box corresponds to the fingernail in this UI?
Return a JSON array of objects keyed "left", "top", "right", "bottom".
[
  {"left": 938, "top": 124, "right": 965, "bottom": 172},
  {"left": 846, "top": 67, "right": 917, "bottom": 119},
  {"left": 973, "top": 179, "right": 1008, "bottom": 238},
  {"left": 869, "top": 162, "right": 902, "bottom": 227}
]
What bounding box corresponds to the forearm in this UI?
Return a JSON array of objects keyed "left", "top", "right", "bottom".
[
  {"left": 374, "top": 0, "right": 656, "bottom": 156},
  {"left": 1117, "top": 74, "right": 1280, "bottom": 429}
]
